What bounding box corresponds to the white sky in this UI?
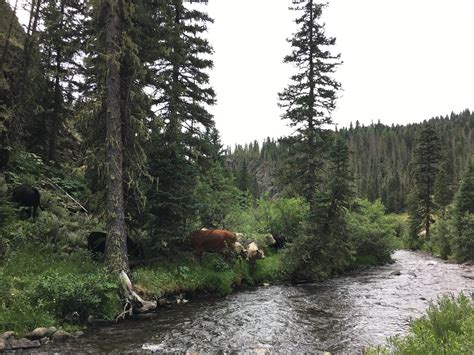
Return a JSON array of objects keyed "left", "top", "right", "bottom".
[
  {"left": 9, "top": 1, "right": 474, "bottom": 147},
  {"left": 202, "top": 0, "right": 474, "bottom": 146}
]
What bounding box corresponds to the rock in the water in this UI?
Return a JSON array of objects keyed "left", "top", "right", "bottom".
[
  {"left": 25, "top": 327, "right": 50, "bottom": 340},
  {"left": 390, "top": 269, "right": 401, "bottom": 276},
  {"left": 52, "top": 330, "right": 71, "bottom": 341},
  {"left": 6, "top": 338, "right": 41, "bottom": 350}
]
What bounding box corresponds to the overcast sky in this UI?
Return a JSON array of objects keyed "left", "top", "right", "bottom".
[
  {"left": 201, "top": 0, "right": 474, "bottom": 146},
  {"left": 9, "top": 0, "right": 474, "bottom": 147}
]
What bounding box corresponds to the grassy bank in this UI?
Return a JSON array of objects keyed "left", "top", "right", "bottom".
[
  {"left": 0, "top": 245, "right": 282, "bottom": 335},
  {"left": 134, "top": 252, "right": 282, "bottom": 298}
]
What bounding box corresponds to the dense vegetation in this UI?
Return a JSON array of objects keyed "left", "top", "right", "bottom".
[
  {"left": 0, "top": 1, "right": 472, "bottom": 351},
  {"left": 368, "top": 294, "right": 474, "bottom": 354}
]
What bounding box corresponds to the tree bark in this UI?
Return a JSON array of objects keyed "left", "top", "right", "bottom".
[
  {"left": 48, "top": 0, "right": 65, "bottom": 162},
  {"left": 103, "top": 0, "right": 129, "bottom": 275}
]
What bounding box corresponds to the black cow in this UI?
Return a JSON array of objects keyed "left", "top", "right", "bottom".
[
  {"left": 271, "top": 233, "right": 286, "bottom": 250},
  {"left": 12, "top": 184, "right": 42, "bottom": 220},
  {"left": 87, "top": 232, "right": 143, "bottom": 260}
]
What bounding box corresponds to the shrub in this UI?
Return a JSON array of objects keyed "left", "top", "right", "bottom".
[
  {"left": 429, "top": 214, "right": 454, "bottom": 259},
  {"left": 389, "top": 294, "right": 474, "bottom": 354},
  {"left": 0, "top": 247, "right": 122, "bottom": 334},
  {"left": 347, "top": 199, "right": 396, "bottom": 266}
]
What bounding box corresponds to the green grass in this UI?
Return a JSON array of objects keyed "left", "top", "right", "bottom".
[
  {"left": 0, "top": 238, "right": 283, "bottom": 335},
  {"left": 0, "top": 245, "right": 121, "bottom": 335},
  {"left": 133, "top": 252, "right": 282, "bottom": 298}
]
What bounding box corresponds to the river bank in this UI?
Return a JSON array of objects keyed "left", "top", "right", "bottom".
[
  {"left": 0, "top": 245, "right": 282, "bottom": 344},
  {"left": 35, "top": 250, "right": 474, "bottom": 353}
]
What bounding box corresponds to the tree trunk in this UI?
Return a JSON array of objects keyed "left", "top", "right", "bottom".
[
  {"left": 48, "top": 0, "right": 65, "bottom": 162},
  {"left": 307, "top": 0, "right": 317, "bottom": 217},
  {"left": 103, "top": 0, "right": 129, "bottom": 275}
]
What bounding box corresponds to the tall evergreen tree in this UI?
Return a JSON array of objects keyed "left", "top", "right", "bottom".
[
  {"left": 144, "top": 0, "right": 216, "bottom": 243},
  {"left": 409, "top": 123, "right": 441, "bottom": 242},
  {"left": 89, "top": 0, "right": 141, "bottom": 274},
  {"left": 39, "top": 0, "right": 84, "bottom": 162},
  {"left": 278, "top": 0, "right": 341, "bottom": 220},
  {"left": 451, "top": 156, "right": 474, "bottom": 261},
  {"left": 434, "top": 164, "right": 453, "bottom": 217}
]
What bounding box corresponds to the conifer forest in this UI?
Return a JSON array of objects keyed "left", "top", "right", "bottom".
[{"left": 0, "top": 0, "right": 473, "bottom": 353}]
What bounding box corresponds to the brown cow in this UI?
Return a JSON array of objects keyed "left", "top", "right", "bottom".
[{"left": 191, "top": 229, "right": 237, "bottom": 258}]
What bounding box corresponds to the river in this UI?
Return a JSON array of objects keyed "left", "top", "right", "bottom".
[{"left": 40, "top": 250, "right": 474, "bottom": 353}]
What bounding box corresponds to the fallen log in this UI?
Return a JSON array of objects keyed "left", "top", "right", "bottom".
[{"left": 117, "top": 271, "right": 157, "bottom": 321}]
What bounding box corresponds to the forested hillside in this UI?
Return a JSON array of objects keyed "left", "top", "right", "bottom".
[{"left": 227, "top": 110, "right": 474, "bottom": 212}]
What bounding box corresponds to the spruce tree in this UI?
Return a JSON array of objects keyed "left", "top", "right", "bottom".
[
  {"left": 278, "top": 0, "right": 341, "bottom": 218},
  {"left": 409, "top": 123, "right": 441, "bottom": 242},
  {"left": 451, "top": 156, "right": 474, "bottom": 261},
  {"left": 434, "top": 165, "right": 453, "bottom": 217},
  {"left": 39, "top": 0, "right": 84, "bottom": 161},
  {"left": 144, "top": 0, "right": 216, "bottom": 243}
]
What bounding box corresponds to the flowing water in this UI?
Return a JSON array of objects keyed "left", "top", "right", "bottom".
[{"left": 39, "top": 250, "right": 474, "bottom": 354}]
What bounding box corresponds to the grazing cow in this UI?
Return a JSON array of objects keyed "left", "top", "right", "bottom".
[
  {"left": 246, "top": 242, "right": 265, "bottom": 272},
  {"left": 87, "top": 232, "right": 143, "bottom": 260},
  {"left": 271, "top": 233, "right": 286, "bottom": 250},
  {"left": 247, "top": 242, "right": 265, "bottom": 262},
  {"left": 12, "top": 184, "right": 42, "bottom": 220},
  {"left": 191, "top": 229, "right": 237, "bottom": 257},
  {"left": 233, "top": 241, "right": 248, "bottom": 259}
]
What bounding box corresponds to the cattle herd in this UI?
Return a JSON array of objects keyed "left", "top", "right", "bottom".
[
  {"left": 9, "top": 184, "right": 269, "bottom": 269},
  {"left": 190, "top": 228, "right": 267, "bottom": 264}
]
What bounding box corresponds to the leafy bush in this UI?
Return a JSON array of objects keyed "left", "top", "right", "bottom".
[
  {"left": 347, "top": 199, "right": 396, "bottom": 266},
  {"left": 224, "top": 196, "right": 308, "bottom": 245},
  {"left": 0, "top": 247, "right": 122, "bottom": 334},
  {"left": 28, "top": 270, "right": 120, "bottom": 321},
  {"left": 450, "top": 213, "right": 474, "bottom": 262},
  {"left": 429, "top": 214, "right": 454, "bottom": 259},
  {"left": 388, "top": 294, "right": 474, "bottom": 354}
]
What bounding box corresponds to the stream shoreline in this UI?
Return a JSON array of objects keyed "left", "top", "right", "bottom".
[{"left": 3, "top": 250, "right": 473, "bottom": 353}]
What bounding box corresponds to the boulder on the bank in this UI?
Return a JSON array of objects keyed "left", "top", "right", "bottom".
[
  {"left": 25, "top": 327, "right": 50, "bottom": 340},
  {"left": 2, "top": 331, "right": 15, "bottom": 339},
  {"left": 52, "top": 330, "right": 71, "bottom": 341},
  {"left": 0, "top": 338, "right": 5, "bottom": 352}
]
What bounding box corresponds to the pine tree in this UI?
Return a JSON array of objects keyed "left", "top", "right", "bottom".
[
  {"left": 39, "top": 0, "right": 84, "bottom": 162},
  {"left": 144, "top": 0, "right": 216, "bottom": 243},
  {"left": 88, "top": 0, "right": 139, "bottom": 274},
  {"left": 451, "top": 156, "right": 474, "bottom": 261},
  {"left": 434, "top": 165, "right": 453, "bottom": 217},
  {"left": 409, "top": 123, "right": 441, "bottom": 242},
  {"left": 278, "top": 0, "right": 341, "bottom": 218}
]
